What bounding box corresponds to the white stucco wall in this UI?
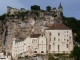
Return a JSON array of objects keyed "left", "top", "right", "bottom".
[
  {"left": 45, "top": 29, "right": 73, "bottom": 54},
  {"left": 38, "top": 35, "right": 46, "bottom": 54},
  {"left": 12, "top": 29, "right": 73, "bottom": 58}
]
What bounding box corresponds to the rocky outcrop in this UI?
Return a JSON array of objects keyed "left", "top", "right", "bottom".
[{"left": 0, "top": 10, "right": 62, "bottom": 54}]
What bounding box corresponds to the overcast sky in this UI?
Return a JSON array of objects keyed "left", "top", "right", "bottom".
[{"left": 0, "top": 0, "right": 80, "bottom": 19}]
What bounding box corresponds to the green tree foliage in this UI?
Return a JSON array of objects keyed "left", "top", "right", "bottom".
[
  {"left": 61, "top": 12, "right": 80, "bottom": 43},
  {"left": 34, "top": 11, "right": 39, "bottom": 16},
  {"left": 46, "top": 6, "right": 51, "bottom": 11},
  {"left": 16, "top": 12, "right": 26, "bottom": 19},
  {"left": 70, "top": 46, "right": 80, "bottom": 60},
  {"left": 48, "top": 54, "right": 54, "bottom": 60},
  {"left": 31, "top": 5, "right": 40, "bottom": 10},
  {"left": 0, "top": 13, "right": 6, "bottom": 20}
]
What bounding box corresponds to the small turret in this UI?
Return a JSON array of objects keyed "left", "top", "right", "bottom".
[{"left": 58, "top": 3, "right": 63, "bottom": 12}]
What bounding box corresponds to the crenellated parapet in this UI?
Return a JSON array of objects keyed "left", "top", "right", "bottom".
[{"left": 7, "top": 6, "right": 26, "bottom": 15}]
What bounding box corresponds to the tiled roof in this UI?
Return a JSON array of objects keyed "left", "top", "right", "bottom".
[
  {"left": 53, "top": 8, "right": 56, "bottom": 10},
  {"left": 46, "top": 23, "right": 71, "bottom": 30},
  {"left": 30, "top": 34, "right": 41, "bottom": 38}
]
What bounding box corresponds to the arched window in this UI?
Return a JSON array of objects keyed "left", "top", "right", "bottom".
[{"left": 34, "top": 51, "right": 37, "bottom": 53}]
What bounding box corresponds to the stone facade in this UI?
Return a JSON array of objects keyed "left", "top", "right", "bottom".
[
  {"left": 12, "top": 23, "right": 73, "bottom": 59},
  {"left": 12, "top": 34, "right": 46, "bottom": 59},
  {"left": 7, "top": 6, "right": 26, "bottom": 15},
  {"left": 0, "top": 3, "right": 64, "bottom": 55},
  {"left": 45, "top": 23, "right": 73, "bottom": 54},
  {"left": 0, "top": 52, "right": 11, "bottom": 60}
]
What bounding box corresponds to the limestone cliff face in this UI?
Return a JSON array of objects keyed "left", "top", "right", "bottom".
[
  {"left": 4, "top": 18, "right": 53, "bottom": 53},
  {"left": 0, "top": 10, "right": 62, "bottom": 53}
]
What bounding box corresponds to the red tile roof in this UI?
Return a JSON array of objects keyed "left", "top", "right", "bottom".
[
  {"left": 30, "top": 34, "right": 41, "bottom": 38},
  {"left": 46, "top": 23, "right": 71, "bottom": 30}
]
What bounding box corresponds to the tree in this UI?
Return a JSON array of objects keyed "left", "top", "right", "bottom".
[
  {"left": 75, "top": 31, "right": 80, "bottom": 43},
  {"left": 46, "top": 6, "right": 51, "bottom": 11},
  {"left": 48, "top": 54, "right": 54, "bottom": 60},
  {"left": 70, "top": 46, "right": 80, "bottom": 60},
  {"left": 61, "top": 13, "right": 80, "bottom": 43},
  {"left": 31, "top": 5, "right": 40, "bottom": 10},
  {"left": 0, "top": 13, "right": 6, "bottom": 20},
  {"left": 18, "top": 12, "right": 26, "bottom": 19}
]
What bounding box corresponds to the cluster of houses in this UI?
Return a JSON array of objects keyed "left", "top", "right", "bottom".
[
  {"left": 0, "top": 3, "right": 74, "bottom": 60},
  {"left": 0, "top": 51, "right": 11, "bottom": 60},
  {"left": 12, "top": 23, "right": 73, "bottom": 59}
]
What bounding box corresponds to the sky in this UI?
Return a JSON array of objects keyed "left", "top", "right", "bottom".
[{"left": 0, "top": 0, "right": 80, "bottom": 20}]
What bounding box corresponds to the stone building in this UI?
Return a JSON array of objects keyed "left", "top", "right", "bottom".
[
  {"left": 58, "top": 3, "right": 63, "bottom": 12},
  {"left": 7, "top": 6, "right": 26, "bottom": 15},
  {"left": 45, "top": 23, "right": 73, "bottom": 54},
  {"left": 0, "top": 51, "right": 11, "bottom": 60},
  {"left": 12, "top": 34, "right": 46, "bottom": 59},
  {"left": 12, "top": 23, "right": 73, "bottom": 59},
  {"left": 1, "top": 3, "right": 71, "bottom": 57}
]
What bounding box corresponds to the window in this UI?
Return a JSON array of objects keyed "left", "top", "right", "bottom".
[
  {"left": 58, "top": 39, "right": 60, "bottom": 41},
  {"left": 67, "top": 31, "right": 68, "bottom": 33},
  {"left": 58, "top": 33, "right": 60, "bottom": 36},
  {"left": 69, "top": 36, "right": 71, "bottom": 39},
  {"left": 50, "top": 37, "right": 51, "bottom": 41},
  {"left": 49, "top": 33, "right": 51, "bottom": 36},
  {"left": 63, "top": 51, "right": 65, "bottom": 53},
  {"left": 54, "top": 37, "right": 56, "bottom": 41},
  {"left": 49, "top": 45, "right": 51, "bottom": 49},
  {"left": 53, "top": 51, "right": 55, "bottom": 53},
  {"left": 53, "top": 43, "right": 55, "bottom": 47},
  {"left": 41, "top": 51, "right": 44, "bottom": 53},
  {"left": 66, "top": 44, "right": 68, "bottom": 48},
  {"left": 67, "top": 40, "right": 69, "bottom": 42},
  {"left": 64, "top": 31, "right": 65, "bottom": 33},
  {"left": 42, "top": 41, "right": 43, "bottom": 43},
  {"left": 64, "top": 39, "right": 65, "bottom": 41},
  {"left": 42, "top": 45, "right": 43, "bottom": 50},
  {"left": 32, "top": 39, "right": 37, "bottom": 43},
  {"left": 34, "top": 51, "right": 37, "bottom": 53},
  {"left": 58, "top": 45, "right": 60, "bottom": 52}
]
